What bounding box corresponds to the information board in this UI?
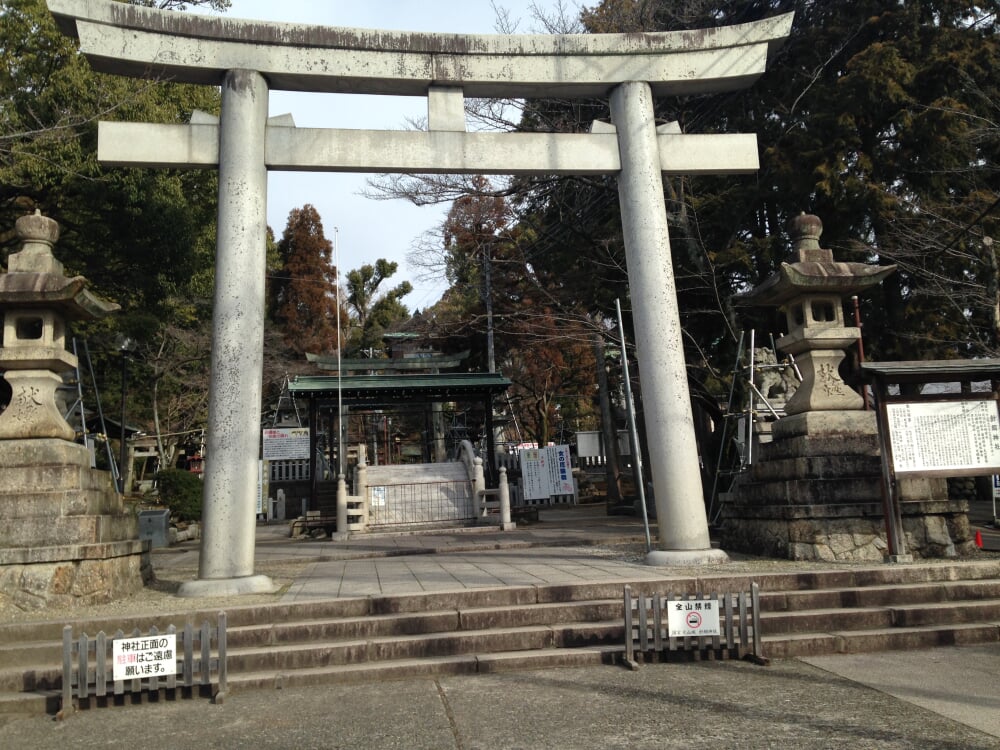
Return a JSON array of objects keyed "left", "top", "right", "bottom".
[
  {"left": 112, "top": 634, "right": 177, "bottom": 681},
  {"left": 519, "top": 445, "right": 574, "bottom": 500},
  {"left": 262, "top": 427, "right": 310, "bottom": 460},
  {"left": 886, "top": 400, "right": 1000, "bottom": 474},
  {"left": 520, "top": 448, "right": 548, "bottom": 500}
]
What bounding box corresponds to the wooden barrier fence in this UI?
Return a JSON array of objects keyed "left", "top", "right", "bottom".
[{"left": 61, "top": 613, "right": 227, "bottom": 717}]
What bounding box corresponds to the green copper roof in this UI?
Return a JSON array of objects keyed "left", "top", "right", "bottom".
[
  {"left": 305, "top": 350, "right": 470, "bottom": 372},
  {"left": 288, "top": 373, "right": 511, "bottom": 405}
]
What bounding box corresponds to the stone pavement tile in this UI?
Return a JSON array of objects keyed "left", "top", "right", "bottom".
[
  {"left": 405, "top": 575, "right": 466, "bottom": 591},
  {"left": 803, "top": 645, "right": 1000, "bottom": 739}
]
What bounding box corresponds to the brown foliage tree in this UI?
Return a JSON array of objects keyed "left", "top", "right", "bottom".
[{"left": 271, "top": 204, "right": 344, "bottom": 356}]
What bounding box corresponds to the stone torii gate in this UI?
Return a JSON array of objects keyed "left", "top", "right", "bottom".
[{"left": 48, "top": 0, "right": 792, "bottom": 596}]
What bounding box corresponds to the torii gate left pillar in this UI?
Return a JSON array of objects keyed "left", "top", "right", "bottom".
[
  {"left": 48, "top": 0, "right": 792, "bottom": 594},
  {"left": 181, "top": 70, "right": 275, "bottom": 595}
]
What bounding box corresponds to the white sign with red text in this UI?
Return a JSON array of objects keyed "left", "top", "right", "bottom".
[{"left": 112, "top": 634, "right": 177, "bottom": 681}]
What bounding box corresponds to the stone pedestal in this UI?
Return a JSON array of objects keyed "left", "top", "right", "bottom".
[
  {"left": 720, "top": 411, "right": 976, "bottom": 561},
  {"left": 0, "top": 441, "right": 150, "bottom": 611}
]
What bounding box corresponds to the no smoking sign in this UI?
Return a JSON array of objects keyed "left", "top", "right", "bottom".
[{"left": 668, "top": 600, "right": 721, "bottom": 637}]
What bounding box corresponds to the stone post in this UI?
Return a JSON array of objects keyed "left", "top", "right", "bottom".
[
  {"left": 332, "top": 473, "right": 349, "bottom": 540},
  {"left": 610, "top": 82, "right": 727, "bottom": 565},
  {"left": 179, "top": 70, "right": 274, "bottom": 597},
  {"left": 498, "top": 466, "right": 515, "bottom": 531},
  {"left": 473, "top": 456, "right": 486, "bottom": 516}
]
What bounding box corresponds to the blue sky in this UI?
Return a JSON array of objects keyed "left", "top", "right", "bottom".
[{"left": 203, "top": 1, "right": 571, "bottom": 310}]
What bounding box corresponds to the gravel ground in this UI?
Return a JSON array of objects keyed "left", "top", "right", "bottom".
[{"left": 2, "top": 657, "right": 998, "bottom": 749}]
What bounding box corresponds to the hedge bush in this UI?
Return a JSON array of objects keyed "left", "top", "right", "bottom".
[{"left": 155, "top": 468, "right": 203, "bottom": 522}]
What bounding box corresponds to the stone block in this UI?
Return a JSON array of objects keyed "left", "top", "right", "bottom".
[
  {"left": 722, "top": 501, "right": 970, "bottom": 562},
  {"left": 0, "top": 439, "right": 91, "bottom": 468},
  {"left": 733, "top": 476, "right": 883, "bottom": 506},
  {"left": 772, "top": 410, "right": 878, "bottom": 440},
  {"left": 0, "top": 487, "right": 122, "bottom": 520},
  {"left": 749, "top": 454, "right": 881, "bottom": 483},
  {"left": 898, "top": 476, "right": 948, "bottom": 502},
  {"left": 0, "top": 553, "right": 147, "bottom": 612},
  {"left": 758, "top": 431, "right": 880, "bottom": 461},
  {"left": 0, "top": 513, "right": 138, "bottom": 547}
]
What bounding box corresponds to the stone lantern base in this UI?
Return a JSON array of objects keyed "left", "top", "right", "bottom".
[
  {"left": 719, "top": 411, "right": 976, "bottom": 561},
  {"left": 0, "top": 440, "right": 150, "bottom": 611}
]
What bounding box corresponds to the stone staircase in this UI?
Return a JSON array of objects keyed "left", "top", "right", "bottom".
[{"left": 2, "top": 560, "right": 999, "bottom": 716}]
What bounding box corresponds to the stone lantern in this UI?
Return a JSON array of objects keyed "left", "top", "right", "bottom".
[
  {"left": 720, "top": 212, "right": 975, "bottom": 562},
  {"left": 0, "top": 211, "right": 118, "bottom": 440},
  {"left": 737, "top": 212, "right": 894, "bottom": 415},
  {"left": 0, "top": 210, "right": 148, "bottom": 611}
]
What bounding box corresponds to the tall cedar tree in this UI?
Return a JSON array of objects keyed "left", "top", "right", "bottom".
[{"left": 273, "top": 204, "right": 344, "bottom": 356}]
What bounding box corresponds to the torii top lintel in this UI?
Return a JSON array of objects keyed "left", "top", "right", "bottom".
[{"left": 48, "top": 0, "right": 792, "bottom": 99}]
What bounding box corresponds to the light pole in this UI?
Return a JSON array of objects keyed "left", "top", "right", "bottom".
[{"left": 115, "top": 335, "right": 136, "bottom": 494}]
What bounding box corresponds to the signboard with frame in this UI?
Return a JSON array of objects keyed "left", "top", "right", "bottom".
[
  {"left": 885, "top": 399, "right": 1000, "bottom": 476},
  {"left": 262, "top": 427, "right": 311, "bottom": 461}
]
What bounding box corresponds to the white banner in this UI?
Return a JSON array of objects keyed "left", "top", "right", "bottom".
[
  {"left": 519, "top": 445, "right": 574, "bottom": 500},
  {"left": 546, "top": 445, "right": 574, "bottom": 495}
]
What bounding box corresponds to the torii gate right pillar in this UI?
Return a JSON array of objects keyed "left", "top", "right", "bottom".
[{"left": 611, "top": 82, "right": 727, "bottom": 565}]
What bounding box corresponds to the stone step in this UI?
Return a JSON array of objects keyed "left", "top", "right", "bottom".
[
  {"left": 7, "top": 562, "right": 1000, "bottom": 717},
  {"left": 224, "top": 621, "right": 624, "bottom": 673},
  {"left": 763, "top": 579, "right": 1000, "bottom": 610},
  {"left": 0, "top": 689, "right": 57, "bottom": 717},
  {"left": 764, "top": 622, "right": 1000, "bottom": 659},
  {"left": 759, "top": 599, "right": 1000, "bottom": 635},
  {"left": 224, "top": 600, "right": 624, "bottom": 650},
  {"left": 888, "top": 599, "right": 1000, "bottom": 627},
  {"left": 0, "top": 617, "right": 625, "bottom": 694},
  {"left": 3, "top": 562, "right": 996, "bottom": 646},
  {"left": 763, "top": 606, "right": 894, "bottom": 634}
]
